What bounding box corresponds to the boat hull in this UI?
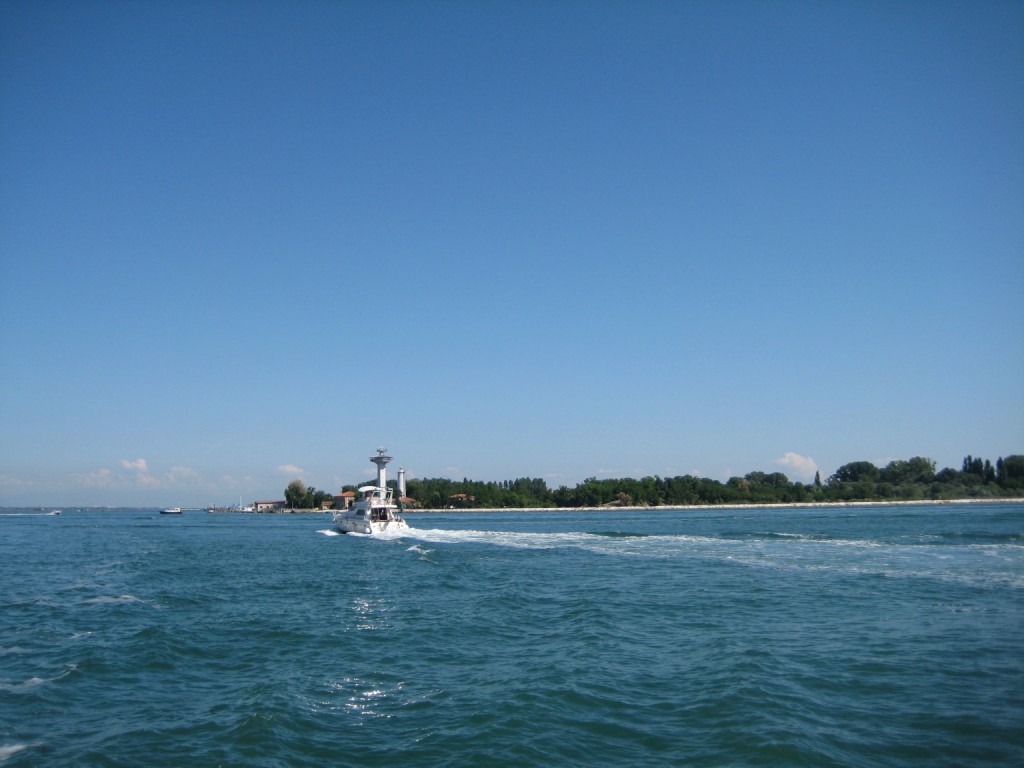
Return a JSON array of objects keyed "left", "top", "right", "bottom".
[{"left": 332, "top": 513, "right": 409, "bottom": 535}]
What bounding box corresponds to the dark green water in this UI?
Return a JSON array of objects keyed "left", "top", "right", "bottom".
[{"left": 2, "top": 504, "right": 1022, "bottom": 766}]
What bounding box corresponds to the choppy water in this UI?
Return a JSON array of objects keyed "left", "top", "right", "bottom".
[{"left": 2, "top": 504, "right": 1022, "bottom": 766}]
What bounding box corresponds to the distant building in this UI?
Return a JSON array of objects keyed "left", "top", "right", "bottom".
[
  {"left": 334, "top": 490, "right": 357, "bottom": 509},
  {"left": 254, "top": 500, "right": 285, "bottom": 512}
]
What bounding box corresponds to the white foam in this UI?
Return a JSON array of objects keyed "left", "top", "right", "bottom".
[
  {"left": 0, "top": 676, "right": 44, "bottom": 692},
  {"left": 0, "top": 663, "right": 77, "bottom": 692},
  {"left": 82, "top": 594, "right": 143, "bottom": 606},
  {"left": 0, "top": 743, "right": 40, "bottom": 762},
  {"left": 406, "top": 543, "right": 436, "bottom": 561},
  {"left": 317, "top": 529, "right": 341, "bottom": 536}
]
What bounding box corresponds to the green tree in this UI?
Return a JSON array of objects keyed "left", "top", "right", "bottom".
[
  {"left": 829, "top": 461, "right": 879, "bottom": 484},
  {"left": 907, "top": 456, "right": 937, "bottom": 484},
  {"left": 284, "top": 479, "right": 307, "bottom": 508},
  {"left": 881, "top": 457, "right": 936, "bottom": 485},
  {"left": 303, "top": 487, "right": 332, "bottom": 509},
  {"left": 997, "top": 455, "right": 1024, "bottom": 488},
  {"left": 962, "top": 456, "right": 985, "bottom": 476}
]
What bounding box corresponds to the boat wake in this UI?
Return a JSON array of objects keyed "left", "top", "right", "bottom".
[
  {"left": 356, "top": 525, "right": 1024, "bottom": 589},
  {"left": 394, "top": 527, "right": 708, "bottom": 552}
]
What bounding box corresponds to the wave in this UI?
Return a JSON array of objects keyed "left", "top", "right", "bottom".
[
  {"left": 406, "top": 544, "right": 433, "bottom": 558},
  {"left": 0, "top": 676, "right": 46, "bottom": 692},
  {"left": 81, "top": 594, "right": 146, "bottom": 606},
  {"left": 0, "top": 665, "right": 76, "bottom": 693},
  {"left": 930, "top": 531, "right": 1024, "bottom": 545},
  {"left": 0, "top": 743, "right": 41, "bottom": 763}
]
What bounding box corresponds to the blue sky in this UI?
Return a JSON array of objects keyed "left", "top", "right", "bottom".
[{"left": 2, "top": 0, "right": 1022, "bottom": 506}]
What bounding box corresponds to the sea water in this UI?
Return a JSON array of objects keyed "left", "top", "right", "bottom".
[{"left": 1, "top": 504, "right": 1022, "bottom": 766}]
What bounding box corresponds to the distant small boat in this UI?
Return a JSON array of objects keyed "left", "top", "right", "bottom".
[
  {"left": 160, "top": 507, "right": 183, "bottom": 515},
  {"left": 49, "top": 509, "right": 62, "bottom": 516}
]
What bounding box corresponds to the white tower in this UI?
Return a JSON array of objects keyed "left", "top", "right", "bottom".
[
  {"left": 370, "top": 447, "right": 392, "bottom": 490},
  {"left": 398, "top": 467, "right": 406, "bottom": 498}
]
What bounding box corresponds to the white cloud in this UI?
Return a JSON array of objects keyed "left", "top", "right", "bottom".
[
  {"left": 774, "top": 452, "right": 819, "bottom": 481},
  {"left": 121, "top": 458, "right": 158, "bottom": 486},
  {"left": 57, "top": 462, "right": 250, "bottom": 504},
  {"left": 74, "top": 461, "right": 204, "bottom": 492},
  {"left": 74, "top": 468, "right": 115, "bottom": 487},
  {"left": 0, "top": 474, "right": 31, "bottom": 490},
  {"left": 167, "top": 465, "right": 198, "bottom": 482},
  {"left": 277, "top": 464, "right": 305, "bottom": 476}
]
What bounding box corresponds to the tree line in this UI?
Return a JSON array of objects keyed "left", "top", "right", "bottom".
[
  {"left": 398, "top": 454, "right": 1024, "bottom": 509},
  {"left": 285, "top": 454, "right": 1023, "bottom": 509}
]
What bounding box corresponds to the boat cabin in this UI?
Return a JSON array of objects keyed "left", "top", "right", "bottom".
[{"left": 358, "top": 484, "right": 394, "bottom": 503}]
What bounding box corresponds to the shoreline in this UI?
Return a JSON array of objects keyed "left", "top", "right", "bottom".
[
  {"left": 3, "top": 498, "right": 1017, "bottom": 515},
  {"left": 408, "top": 498, "right": 1021, "bottom": 513},
  {"left": 216, "top": 498, "right": 1022, "bottom": 515}
]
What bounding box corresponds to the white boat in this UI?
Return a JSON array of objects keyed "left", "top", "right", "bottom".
[
  {"left": 332, "top": 448, "right": 409, "bottom": 535},
  {"left": 160, "top": 507, "right": 182, "bottom": 515},
  {"left": 207, "top": 499, "right": 255, "bottom": 513}
]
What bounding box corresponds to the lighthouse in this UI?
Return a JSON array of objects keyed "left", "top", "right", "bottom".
[{"left": 370, "top": 447, "right": 392, "bottom": 490}]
